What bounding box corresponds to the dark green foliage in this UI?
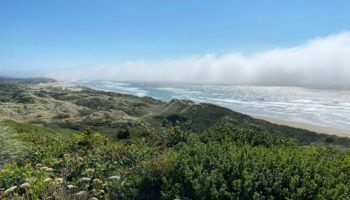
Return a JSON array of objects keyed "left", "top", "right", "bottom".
[
  {"left": 160, "top": 98, "right": 194, "bottom": 117},
  {"left": 12, "top": 90, "right": 25, "bottom": 99},
  {"left": 183, "top": 103, "right": 232, "bottom": 132},
  {"left": 14, "top": 93, "right": 36, "bottom": 104},
  {"left": 117, "top": 127, "right": 131, "bottom": 139},
  {"left": 34, "top": 91, "right": 48, "bottom": 98},
  {"left": 157, "top": 125, "right": 350, "bottom": 199},
  {"left": 199, "top": 124, "right": 295, "bottom": 148},
  {"left": 46, "top": 91, "right": 69, "bottom": 100},
  {"left": 52, "top": 121, "right": 85, "bottom": 131},
  {"left": 0, "top": 83, "right": 21, "bottom": 92},
  {"left": 166, "top": 113, "right": 188, "bottom": 124},
  {"left": 162, "top": 121, "right": 190, "bottom": 148},
  {"left": 177, "top": 103, "right": 350, "bottom": 148},
  {"left": 162, "top": 143, "right": 349, "bottom": 199},
  {"left": 76, "top": 97, "right": 114, "bottom": 109},
  {"left": 0, "top": 77, "right": 57, "bottom": 85},
  {"left": 0, "top": 84, "right": 21, "bottom": 102},
  {"left": 54, "top": 114, "right": 70, "bottom": 119},
  {"left": 1, "top": 120, "right": 350, "bottom": 199},
  {"left": 325, "top": 136, "right": 336, "bottom": 143},
  {"left": 140, "top": 96, "right": 164, "bottom": 105},
  {"left": 79, "top": 109, "right": 94, "bottom": 116}
]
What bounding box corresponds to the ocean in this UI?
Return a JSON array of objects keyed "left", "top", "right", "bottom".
[{"left": 75, "top": 81, "right": 350, "bottom": 131}]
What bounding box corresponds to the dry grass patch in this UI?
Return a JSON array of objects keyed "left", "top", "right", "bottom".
[{"left": 0, "top": 122, "right": 28, "bottom": 169}]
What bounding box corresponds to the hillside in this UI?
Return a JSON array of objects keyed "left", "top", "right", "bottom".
[
  {"left": 0, "top": 78, "right": 349, "bottom": 148},
  {"left": 1, "top": 78, "right": 350, "bottom": 199},
  {"left": 1, "top": 119, "right": 350, "bottom": 199}
]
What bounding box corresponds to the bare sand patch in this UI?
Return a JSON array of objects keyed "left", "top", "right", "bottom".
[
  {"left": 251, "top": 115, "right": 350, "bottom": 138},
  {"left": 34, "top": 81, "right": 85, "bottom": 91}
]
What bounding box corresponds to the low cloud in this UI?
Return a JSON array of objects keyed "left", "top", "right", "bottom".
[{"left": 46, "top": 32, "right": 350, "bottom": 86}]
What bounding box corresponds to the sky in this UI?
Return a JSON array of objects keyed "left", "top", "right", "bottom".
[{"left": 1, "top": 0, "right": 350, "bottom": 86}]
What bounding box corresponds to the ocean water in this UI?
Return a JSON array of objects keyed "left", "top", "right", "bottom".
[{"left": 75, "top": 81, "right": 350, "bottom": 131}]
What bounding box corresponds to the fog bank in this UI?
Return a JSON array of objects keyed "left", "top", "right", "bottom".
[{"left": 45, "top": 32, "right": 350, "bottom": 86}]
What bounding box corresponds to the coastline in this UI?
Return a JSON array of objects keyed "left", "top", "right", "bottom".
[
  {"left": 251, "top": 115, "right": 350, "bottom": 138},
  {"left": 41, "top": 80, "right": 350, "bottom": 138}
]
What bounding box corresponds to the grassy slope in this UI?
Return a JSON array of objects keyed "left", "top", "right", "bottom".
[{"left": 1, "top": 119, "right": 350, "bottom": 199}]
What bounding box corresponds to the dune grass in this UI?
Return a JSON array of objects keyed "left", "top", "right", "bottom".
[{"left": 0, "top": 121, "right": 28, "bottom": 169}]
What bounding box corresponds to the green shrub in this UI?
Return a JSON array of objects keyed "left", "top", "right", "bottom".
[
  {"left": 54, "top": 114, "right": 70, "bottom": 119},
  {"left": 117, "top": 128, "right": 131, "bottom": 139},
  {"left": 158, "top": 126, "right": 350, "bottom": 199},
  {"left": 1, "top": 120, "right": 350, "bottom": 199}
]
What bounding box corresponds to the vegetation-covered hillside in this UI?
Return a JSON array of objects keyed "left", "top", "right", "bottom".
[
  {"left": 1, "top": 78, "right": 350, "bottom": 199},
  {"left": 1, "top": 120, "right": 350, "bottom": 199},
  {"left": 0, "top": 77, "right": 350, "bottom": 149}
]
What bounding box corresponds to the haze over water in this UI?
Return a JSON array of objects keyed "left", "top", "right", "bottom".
[{"left": 76, "top": 81, "right": 350, "bottom": 132}]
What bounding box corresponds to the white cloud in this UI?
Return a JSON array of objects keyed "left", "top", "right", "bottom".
[{"left": 46, "top": 32, "right": 350, "bottom": 86}]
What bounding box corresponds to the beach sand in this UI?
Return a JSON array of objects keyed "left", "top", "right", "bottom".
[
  {"left": 33, "top": 80, "right": 85, "bottom": 91},
  {"left": 251, "top": 115, "right": 350, "bottom": 138}
]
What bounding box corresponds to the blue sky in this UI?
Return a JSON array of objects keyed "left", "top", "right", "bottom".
[{"left": 1, "top": 0, "right": 350, "bottom": 85}]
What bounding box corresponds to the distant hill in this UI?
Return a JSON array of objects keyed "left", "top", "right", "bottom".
[{"left": 0, "top": 77, "right": 57, "bottom": 84}]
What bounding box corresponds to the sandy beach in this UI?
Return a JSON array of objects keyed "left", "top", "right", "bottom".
[{"left": 251, "top": 115, "right": 350, "bottom": 138}]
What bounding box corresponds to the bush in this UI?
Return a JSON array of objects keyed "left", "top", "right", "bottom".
[
  {"left": 158, "top": 125, "right": 350, "bottom": 199},
  {"left": 1, "top": 120, "right": 350, "bottom": 199},
  {"left": 162, "top": 113, "right": 188, "bottom": 126},
  {"left": 54, "top": 114, "right": 70, "bottom": 119},
  {"left": 117, "top": 128, "right": 131, "bottom": 139}
]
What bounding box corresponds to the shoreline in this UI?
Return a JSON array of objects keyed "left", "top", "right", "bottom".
[
  {"left": 251, "top": 115, "right": 350, "bottom": 138},
  {"left": 40, "top": 80, "right": 350, "bottom": 138}
]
